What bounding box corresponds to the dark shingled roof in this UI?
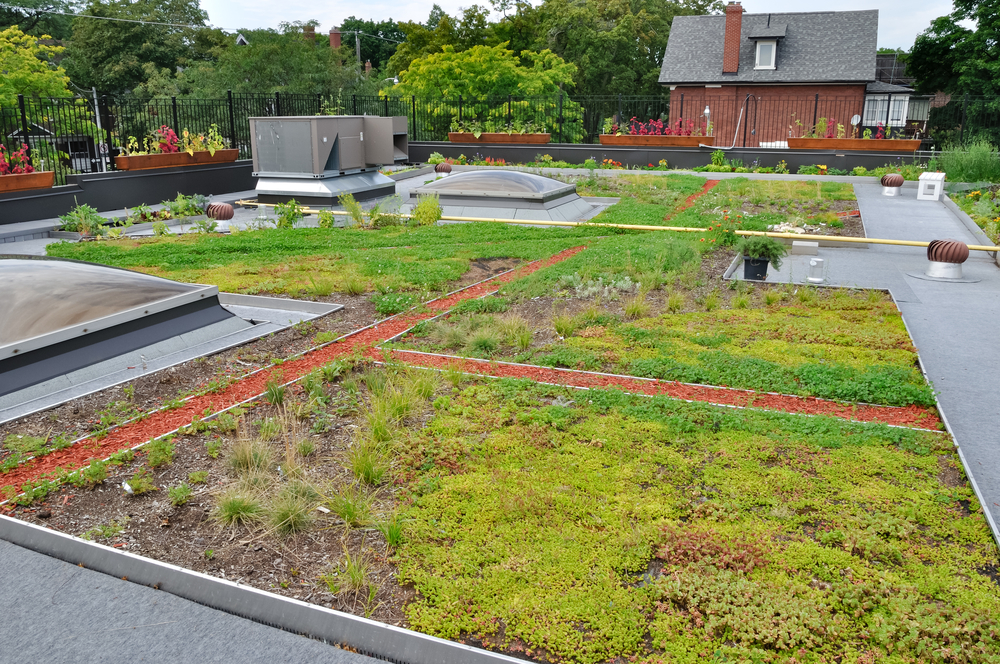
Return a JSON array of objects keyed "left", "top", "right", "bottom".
[{"left": 659, "top": 10, "right": 878, "bottom": 85}]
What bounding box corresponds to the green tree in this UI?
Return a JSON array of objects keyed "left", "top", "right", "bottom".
[
  {"left": 907, "top": 0, "right": 1000, "bottom": 95},
  {"left": 63, "top": 0, "right": 208, "bottom": 93},
  {"left": 530, "top": 0, "right": 723, "bottom": 96},
  {"left": 339, "top": 16, "right": 406, "bottom": 71},
  {"left": 0, "top": 0, "right": 77, "bottom": 40},
  {"left": 179, "top": 24, "right": 355, "bottom": 97},
  {"left": 0, "top": 25, "right": 71, "bottom": 106},
  {"left": 394, "top": 43, "right": 575, "bottom": 98},
  {"left": 386, "top": 4, "right": 497, "bottom": 75}
]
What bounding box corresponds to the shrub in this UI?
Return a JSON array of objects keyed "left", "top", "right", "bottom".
[
  {"left": 274, "top": 199, "right": 304, "bottom": 228},
  {"left": 215, "top": 491, "right": 263, "bottom": 526},
  {"left": 338, "top": 192, "right": 365, "bottom": 226},
  {"left": 738, "top": 236, "right": 787, "bottom": 269},
  {"left": 936, "top": 139, "right": 1000, "bottom": 182},
  {"left": 169, "top": 483, "right": 192, "bottom": 506},
  {"left": 372, "top": 292, "right": 415, "bottom": 315},
  {"left": 268, "top": 488, "right": 314, "bottom": 535},
  {"left": 411, "top": 193, "right": 442, "bottom": 226},
  {"left": 145, "top": 436, "right": 175, "bottom": 468}
]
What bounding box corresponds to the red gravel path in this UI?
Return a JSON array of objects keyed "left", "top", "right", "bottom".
[
  {"left": 385, "top": 350, "right": 943, "bottom": 431},
  {"left": 0, "top": 246, "right": 586, "bottom": 494},
  {"left": 666, "top": 179, "right": 719, "bottom": 220}
]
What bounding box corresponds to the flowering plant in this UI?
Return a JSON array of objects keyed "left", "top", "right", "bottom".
[
  {"left": 0, "top": 143, "right": 36, "bottom": 175},
  {"left": 626, "top": 117, "right": 704, "bottom": 137}
]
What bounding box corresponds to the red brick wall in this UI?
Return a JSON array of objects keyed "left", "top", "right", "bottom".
[
  {"left": 668, "top": 84, "right": 867, "bottom": 148},
  {"left": 723, "top": 3, "right": 744, "bottom": 74}
]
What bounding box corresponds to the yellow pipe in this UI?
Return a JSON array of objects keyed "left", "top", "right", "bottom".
[
  {"left": 233, "top": 199, "right": 1000, "bottom": 253},
  {"left": 734, "top": 230, "right": 1000, "bottom": 253}
]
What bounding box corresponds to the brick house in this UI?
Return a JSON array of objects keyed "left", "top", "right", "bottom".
[{"left": 657, "top": 4, "right": 912, "bottom": 147}]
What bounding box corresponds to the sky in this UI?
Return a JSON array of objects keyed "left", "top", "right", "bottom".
[{"left": 200, "top": 0, "right": 956, "bottom": 50}]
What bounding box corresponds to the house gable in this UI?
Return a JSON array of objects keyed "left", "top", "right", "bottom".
[{"left": 659, "top": 9, "right": 878, "bottom": 86}]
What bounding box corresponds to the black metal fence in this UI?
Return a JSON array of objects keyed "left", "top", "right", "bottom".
[{"left": 3, "top": 91, "right": 1000, "bottom": 186}]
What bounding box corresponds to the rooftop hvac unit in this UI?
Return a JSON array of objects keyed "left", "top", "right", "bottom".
[{"left": 249, "top": 115, "right": 408, "bottom": 204}]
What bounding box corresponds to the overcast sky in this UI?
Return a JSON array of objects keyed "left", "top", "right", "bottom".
[{"left": 200, "top": 0, "right": 955, "bottom": 50}]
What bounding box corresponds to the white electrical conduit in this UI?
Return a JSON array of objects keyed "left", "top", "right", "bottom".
[{"left": 700, "top": 95, "right": 749, "bottom": 150}]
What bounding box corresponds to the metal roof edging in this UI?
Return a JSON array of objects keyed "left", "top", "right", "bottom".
[{"left": 0, "top": 514, "right": 528, "bottom": 664}]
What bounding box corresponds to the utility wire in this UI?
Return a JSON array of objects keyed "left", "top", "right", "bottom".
[
  {"left": 0, "top": 2, "right": 219, "bottom": 29},
  {"left": 1, "top": 3, "right": 407, "bottom": 44}
]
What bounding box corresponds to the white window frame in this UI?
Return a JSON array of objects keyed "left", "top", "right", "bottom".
[
  {"left": 862, "top": 95, "right": 910, "bottom": 128},
  {"left": 755, "top": 40, "right": 776, "bottom": 70}
]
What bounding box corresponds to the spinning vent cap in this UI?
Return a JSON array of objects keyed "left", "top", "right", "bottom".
[
  {"left": 205, "top": 202, "right": 234, "bottom": 220},
  {"left": 927, "top": 239, "right": 969, "bottom": 264},
  {"left": 881, "top": 173, "right": 904, "bottom": 188},
  {"left": 434, "top": 162, "right": 452, "bottom": 174}
]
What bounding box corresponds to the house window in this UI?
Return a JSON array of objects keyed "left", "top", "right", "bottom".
[
  {"left": 755, "top": 41, "right": 776, "bottom": 69},
  {"left": 863, "top": 95, "right": 910, "bottom": 128}
]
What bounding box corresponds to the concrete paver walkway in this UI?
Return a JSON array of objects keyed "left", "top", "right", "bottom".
[{"left": 752, "top": 184, "right": 1000, "bottom": 540}]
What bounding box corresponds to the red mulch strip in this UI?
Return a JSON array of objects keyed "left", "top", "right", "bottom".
[
  {"left": 666, "top": 179, "right": 719, "bottom": 220},
  {"left": 385, "top": 350, "right": 943, "bottom": 431},
  {"left": 0, "top": 246, "right": 586, "bottom": 495}
]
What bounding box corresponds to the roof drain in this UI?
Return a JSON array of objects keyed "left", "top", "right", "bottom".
[{"left": 701, "top": 93, "right": 757, "bottom": 150}]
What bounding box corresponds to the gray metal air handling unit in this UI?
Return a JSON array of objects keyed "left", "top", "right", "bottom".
[
  {"left": 0, "top": 256, "right": 243, "bottom": 397},
  {"left": 249, "top": 115, "right": 408, "bottom": 204}
]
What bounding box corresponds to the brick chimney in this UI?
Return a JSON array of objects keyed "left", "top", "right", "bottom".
[
  {"left": 723, "top": 2, "right": 744, "bottom": 74},
  {"left": 365, "top": 59, "right": 372, "bottom": 74},
  {"left": 329, "top": 27, "right": 341, "bottom": 49},
  {"left": 303, "top": 25, "right": 315, "bottom": 42}
]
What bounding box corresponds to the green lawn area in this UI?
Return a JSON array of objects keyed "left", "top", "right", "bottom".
[
  {"left": 397, "top": 378, "right": 997, "bottom": 663},
  {"left": 44, "top": 223, "right": 616, "bottom": 295}
]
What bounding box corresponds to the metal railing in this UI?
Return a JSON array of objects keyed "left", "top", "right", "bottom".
[{"left": 4, "top": 92, "right": 1000, "bottom": 186}]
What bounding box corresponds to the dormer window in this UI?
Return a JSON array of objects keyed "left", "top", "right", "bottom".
[{"left": 755, "top": 40, "right": 776, "bottom": 69}]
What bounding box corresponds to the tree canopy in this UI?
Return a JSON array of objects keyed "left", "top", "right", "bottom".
[
  {"left": 908, "top": 0, "right": 1000, "bottom": 95},
  {"left": 0, "top": 24, "right": 71, "bottom": 106},
  {"left": 394, "top": 43, "right": 576, "bottom": 98},
  {"left": 339, "top": 16, "right": 406, "bottom": 71},
  {"left": 63, "top": 0, "right": 210, "bottom": 93}
]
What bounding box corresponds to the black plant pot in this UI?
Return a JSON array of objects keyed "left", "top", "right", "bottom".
[{"left": 743, "top": 256, "right": 769, "bottom": 280}]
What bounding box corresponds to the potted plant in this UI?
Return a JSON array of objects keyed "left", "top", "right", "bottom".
[
  {"left": 115, "top": 124, "right": 238, "bottom": 170},
  {"left": 0, "top": 143, "right": 55, "bottom": 193},
  {"left": 599, "top": 117, "right": 714, "bottom": 147},
  {"left": 739, "top": 236, "right": 787, "bottom": 280},
  {"left": 786, "top": 118, "right": 921, "bottom": 152},
  {"left": 448, "top": 118, "right": 550, "bottom": 144}
]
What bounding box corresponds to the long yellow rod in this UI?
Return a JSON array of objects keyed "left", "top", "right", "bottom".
[{"left": 233, "top": 200, "right": 1000, "bottom": 253}]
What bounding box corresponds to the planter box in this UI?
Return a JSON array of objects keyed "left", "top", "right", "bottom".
[
  {"left": 599, "top": 135, "right": 713, "bottom": 147},
  {"left": 787, "top": 138, "right": 921, "bottom": 152},
  {"left": 114, "top": 149, "right": 239, "bottom": 171},
  {"left": 448, "top": 132, "right": 551, "bottom": 144},
  {"left": 0, "top": 170, "right": 55, "bottom": 193}
]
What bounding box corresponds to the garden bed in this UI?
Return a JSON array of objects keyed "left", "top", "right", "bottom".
[
  {"left": 8, "top": 170, "right": 998, "bottom": 663},
  {"left": 0, "top": 170, "right": 55, "bottom": 193},
  {"left": 599, "top": 134, "right": 712, "bottom": 147},
  {"left": 114, "top": 149, "right": 239, "bottom": 171},
  {"left": 787, "top": 138, "right": 921, "bottom": 152},
  {"left": 447, "top": 132, "right": 550, "bottom": 144},
  {"left": 5, "top": 367, "right": 997, "bottom": 663}
]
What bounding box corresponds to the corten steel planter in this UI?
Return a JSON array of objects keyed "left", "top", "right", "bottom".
[
  {"left": 114, "top": 149, "right": 239, "bottom": 171},
  {"left": 0, "top": 171, "right": 55, "bottom": 193},
  {"left": 447, "top": 132, "right": 551, "bottom": 144},
  {"left": 787, "top": 138, "right": 921, "bottom": 152},
  {"left": 599, "top": 134, "right": 713, "bottom": 147}
]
